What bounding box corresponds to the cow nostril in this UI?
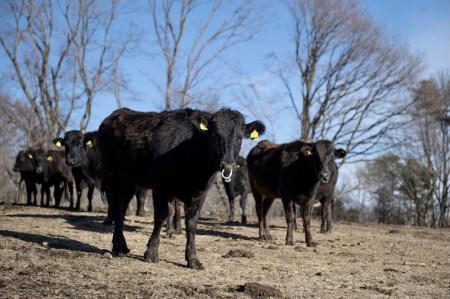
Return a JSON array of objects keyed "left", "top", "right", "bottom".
[
  {"left": 320, "top": 173, "right": 329, "bottom": 184},
  {"left": 36, "top": 167, "right": 43, "bottom": 174}
]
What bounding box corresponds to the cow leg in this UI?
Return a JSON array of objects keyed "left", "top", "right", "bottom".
[
  {"left": 293, "top": 202, "right": 298, "bottom": 231},
  {"left": 240, "top": 191, "right": 249, "bottom": 224},
  {"left": 46, "top": 185, "right": 51, "bottom": 207},
  {"left": 302, "top": 201, "right": 316, "bottom": 247},
  {"left": 166, "top": 200, "right": 176, "bottom": 237},
  {"left": 228, "top": 196, "right": 235, "bottom": 223},
  {"left": 103, "top": 205, "right": 114, "bottom": 225},
  {"left": 184, "top": 193, "right": 207, "bottom": 270},
  {"left": 25, "top": 181, "right": 33, "bottom": 205},
  {"left": 174, "top": 199, "right": 183, "bottom": 234},
  {"left": 135, "top": 189, "right": 147, "bottom": 217},
  {"left": 87, "top": 185, "right": 94, "bottom": 212},
  {"left": 325, "top": 198, "right": 333, "bottom": 233},
  {"left": 262, "top": 197, "right": 275, "bottom": 240},
  {"left": 282, "top": 198, "right": 295, "bottom": 245},
  {"left": 111, "top": 183, "right": 134, "bottom": 256},
  {"left": 254, "top": 191, "right": 265, "bottom": 240},
  {"left": 65, "top": 181, "right": 74, "bottom": 207},
  {"left": 32, "top": 184, "right": 37, "bottom": 206},
  {"left": 144, "top": 190, "right": 169, "bottom": 263},
  {"left": 224, "top": 185, "right": 235, "bottom": 223},
  {"left": 320, "top": 198, "right": 327, "bottom": 233},
  {"left": 41, "top": 185, "right": 48, "bottom": 207},
  {"left": 74, "top": 177, "right": 83, "bottom": 211},
  {"left": 54, "top": 182, "right": 63, "bottom": 208}
]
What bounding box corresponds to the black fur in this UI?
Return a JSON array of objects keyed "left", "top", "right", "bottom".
[
  {"left": 247, "top": 139, "right": 346, "bottom": 247},
  {"left": 98, "top": 107, "right": 265, "bottom": 269},
  {"left": 222, "top": 156, "right": 251, "bottom": 224}
]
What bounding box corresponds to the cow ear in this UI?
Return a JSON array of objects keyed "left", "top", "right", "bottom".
[
  {"left": 193, "top": 115, "right": 209, "bottom": 133},
  {"left": 53, "top": 138, "right": 64, "bottom": 148},
  {"left": 301, "top": 146, "right": 314, "bottom": 157},
  {"left": 335, "top": 148, "right": 347, "bottom": 159},
  {"left": 245, "top": 121, "right": 265, "bottom": 141}
]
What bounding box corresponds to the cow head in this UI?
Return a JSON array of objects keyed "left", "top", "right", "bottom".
[
  {"left": 13, "top": 150, "right": 36, "bottom": 172},
  {"left": 53, "top": 130, "right": 87, "bottom": 167},
  {"left": 31, "top": 149, "right": 60, "bottom": 182},
  {"left": 301, "top": 140, "right": 346, "bottom": 184},
  {"left": 195, "top": 108, "right": 265, "bottom": 182}
]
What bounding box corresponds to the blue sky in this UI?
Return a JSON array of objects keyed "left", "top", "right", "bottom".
[
  {"left": 88, "top": 0, "right": 450, "bottom": 137},
  {"left": 2, "top": 0, "right": 448, "bottom": 139}
]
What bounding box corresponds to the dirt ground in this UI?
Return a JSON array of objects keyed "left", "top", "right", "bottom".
[{"left": 0, "top": 203, "right": 449, "bottom": 299}]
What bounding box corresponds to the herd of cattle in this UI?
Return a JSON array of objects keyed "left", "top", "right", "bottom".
[{"left": 12, "top": 107, "right": 346, "bottom": 270}]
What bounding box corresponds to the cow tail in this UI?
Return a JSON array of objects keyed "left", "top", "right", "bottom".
[{"left": 100, "top": 181, "right": 109, "bottom": 205}]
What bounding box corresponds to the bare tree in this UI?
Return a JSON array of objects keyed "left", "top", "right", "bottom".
[
  {"left": 149, "top": 0, "right": 264, "bottom": 111},
  {"left": 275, "top": 0, "right": 422, "bottom": 163},
  {"left": 406, "top": 74, "right": 450, "bottom": 227},
  {"left": 0, "top": 0, "right": 135, "bottom": 145},
  {"left": 0, "top": 94, "right": 23, "bottom": 203}
]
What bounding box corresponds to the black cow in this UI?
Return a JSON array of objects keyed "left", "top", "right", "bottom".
[
  {"left": 82, "top": 132, "right": 148, "bottom": 223},
  {"left": 54, "top": 130, "right": 100, "bottom": 211},
  {"left": 33, "top": 149, "right": 74, "bottom": 208},
  {"left": 98, "top": 107, "right": 265, "bottom": 269},
  {"left": 222, "top": 156, "right": 251, "bottom": 224},
  {"left": 316, "top": 159, "right": 342, "bottom": 233},
  {"left": 293, "top": 157, "right": 345, "bottom": 234},
  {"left": 247, "top": 139, "right": 346, "bottom": 247},
  {"left": 13, "top": 149, "right": 40, "bottom": 205}
]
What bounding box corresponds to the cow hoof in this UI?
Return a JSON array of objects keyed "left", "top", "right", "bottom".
[
  {"left": 163, "top": 233, "right": 174, "bottom": 239},
  {"left": 143, "top": 249, "right": 158, "bottom": 263},
  {"left": 260, "top": 234, "right": 273, "bottom": 241},
  {"left": 187, "top": 259, "right": 204, "bottom": 270},
  {"left": 112, "top": 245, "right": 130, "bottom": 256},
  {"left": 307, "top": 242, "right": 317, "bottom": 247},
  {"left": 285, "top": 240, "right": 294, "bottom": 246}
]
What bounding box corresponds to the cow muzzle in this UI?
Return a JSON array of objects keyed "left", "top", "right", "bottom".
[
  {"left": 221, "top": 162, "right": 235, "bottom": 183},
  {"left": 320, "top": 172, "right": 330, "bottom": 184}
]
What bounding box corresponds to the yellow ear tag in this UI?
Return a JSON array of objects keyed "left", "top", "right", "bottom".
[
  {"left": 86, "top": 140, "right": 93, "bottom": 148},
  {"left": 200, "top": 122, "right": 208, "bottom": 131},
  {"left": 55, "top": 141, "right": 62, "bottom": 147},
  {"left": 27, "top": 153, "right": 33, "bottom": 159},
  {"left": 47, "top": 155, "right": 53, "bottom": 162},
  {"left": 237, "top": 164, "right": 240, "bottom": 169},
  {"left": 250, "top": 130, "right": 259, "bottom": 141},
  {"left": 306, "top": 150, "right": 313, "bottom": 156}
]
